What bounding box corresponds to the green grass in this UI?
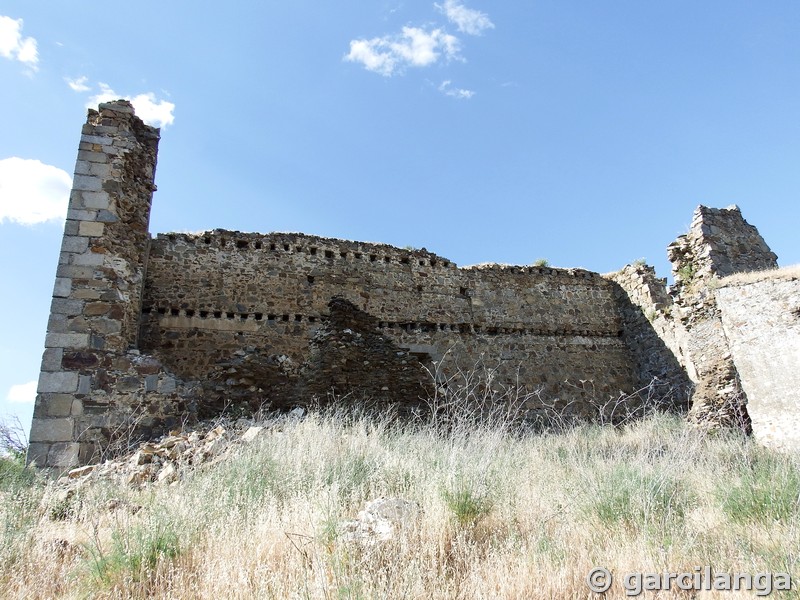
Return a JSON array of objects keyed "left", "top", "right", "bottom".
[
  {"left": 0, "top": 452, "right": 37, "bottom": 493},
  {"left": 588, "top": 464, "right": 693, "bottom": 531},
  {"left": 442, "top": 481, "right": 495, "bottom": 526},
  {"left": 85, "top": 519, "right": 182, "bottom": 590},
  {"left": 717, "top": 447, "right": 800, "bottom": 524}
]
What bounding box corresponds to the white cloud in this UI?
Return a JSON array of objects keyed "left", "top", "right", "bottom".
[
  {"left": 87, "top": 83, "right": 176, "bottom": 129},
  {"left": 0, "top": 158, "right": 70, "bottom": 225},
  {"left": 7, "top": 381, "right": 37, "bottom": 404},
  {"left": 436, "top": 0, "right": 494, "bottom": 36},
  {"left": 346, "top": 26, "right": 461, "bottom": 76},
  {"left": 0, "top": 15, "right": 39, "bottom": 69},
  {"left": 65, "top": 75, "right": 90, "bottom": 92},
  {"left": 438, "top": 80, "right": 474, "bottom": 99}
]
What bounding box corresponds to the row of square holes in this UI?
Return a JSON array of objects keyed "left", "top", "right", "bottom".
[
  {"left": 188, "top": 235, "right": 451, "bottom": 268},
  {"left": 167, "top": 236, "right": 600, "bottom": 279},
  {"left": 377, "top": 322, "right": 619, "bottom": 337},
  {"left": 143, "top": 307, "right": 619, "bottom": 337},
  {"left": 144, "top": 307, "right": 318, "bottom": 323},
  {"left": 168, "top": 237, "right": 602, "bottom": 280}
]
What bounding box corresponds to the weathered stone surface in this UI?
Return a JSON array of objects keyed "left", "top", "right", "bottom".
[
  {"left": 61, "top": 235, "right": 90, "bottom": 253},
  {"left": 29, "top": 418, "right": 73, "bottom": 443},
  {"left": 77, "top": 375, "right": 92, "bottom": 395},
  {"left": 78, "top": 221, "right": 104, "bottom": 237},
  {"left": 26, "top": 442, "right": 50, "bottom": 466},
  {"left": 30, "top": 100, "right": 166, "bottom": 467},
  {"left": 77, "top": 150, "right": 108, "bottom": 163},
  {"left": 96, "top": 210, "right": 118, "bottom": 223},
  {"left": 53, "top": 278, "right": 72, "bottom": 298},
  {"left": 241, "top": 426, "right": 264, "bottom": 443},
  {"left": 717, "top": 276, "right": 800, "bottom": 450},
  {"left": 139, "top": 230, "right": 636, "bottom": 419},
  {"left": 48, "top": 443, "right": 81, "bottom": 468},
  {"left": 608, "top": 265, "right": 693, "bottom": 410},
  {"left": 612, "top": 206, "right": 793, "bottom": 440},
  {"left": 41, "top": 347, "right": 64, "bottom": 371},
  {"left": 72, "top": 174, "right": 103, "bottom": 192},
  {"left": 55, "top": 264, "right": 95, "bottom": 279},
  {"left": 158, "top": 377, "right": 176, "bottom": 394},
  {"left": 663, "top": 206, "right": 779, "bottom": 430},
  {"left": 44, "top": 395, "right": 75, "bottom": 418},
  {"left": 81, "top": 191, "right": 111, "bottom": 210},
  {"left": 38, "top": 372, "right": 79, "bottom": 394},
  {"left": 71, "top": 252, "right": 105, "bottom": 267},
  {"left": 668, "top": 205, "right": 777, "bottom": 283},
  {"left": 45, "top": 333, "right": 90, "bottom": 348}
]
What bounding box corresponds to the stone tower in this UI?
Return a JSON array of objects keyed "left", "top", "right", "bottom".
[{"left": 28, "top": 101, "right": 160, "bottom": 468}]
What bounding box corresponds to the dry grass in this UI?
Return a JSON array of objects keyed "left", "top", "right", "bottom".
[
  {"left": 717, "top": 263, "right": 800, "bottom": 287},
  {"left": 1, "top": 410, "right": 799, "bottom": 599}
]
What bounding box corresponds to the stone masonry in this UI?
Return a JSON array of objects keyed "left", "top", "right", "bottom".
[
  {"left": 28, "top": 102, "right": 195, "bottom": 468},
  {"left": 28, "top": 102, "right": 799, "bottom": 468},
  {"left": 716, "top": 273, "right": 800, "bottom": 450}
]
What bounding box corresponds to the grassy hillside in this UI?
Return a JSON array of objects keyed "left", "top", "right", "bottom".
[{"left": 1, "top": 407, "right": 798, "bottom": 599}]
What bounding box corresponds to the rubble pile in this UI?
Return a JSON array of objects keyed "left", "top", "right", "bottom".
[
  {"left": 341, "top": 497, "right": 422, "bottom": 544},
  {"left": 59, "top": 408, "right": 305, "bottom": 488}
]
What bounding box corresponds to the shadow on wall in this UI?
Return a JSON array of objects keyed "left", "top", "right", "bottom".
[
  {"left": 608, "top": 272, "right": 694, "bottom": 414},
  {"left": 197, "top": 297, "right": 434, "bottom": 419}
]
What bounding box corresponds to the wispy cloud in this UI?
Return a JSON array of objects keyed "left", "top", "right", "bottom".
[
  {"left": 438, "top": 80, "right": 474, "bottom": 99},
  {"left": 0, "top": 158, "right": 70, "bottom": 225},
  {"left": 436, "top": 0, "right": 494, "bottom": 36},
  {"left": 6, "top": 381, "right": 36, "bottom": 404},
  {"left": 346, "top": 1, "right": 492, "bottom": 79},
  {"left": 0, "top": 15, "right": 38, "bottom": 70},
  {"left": 86, "top": 83, "right": 176, "bottom": 128},
  {"left": 346, "top": 26, "right": 461, "bottom": 77},
  {"left": 65, "top": 75, "right": 90, "bottom": 92}
]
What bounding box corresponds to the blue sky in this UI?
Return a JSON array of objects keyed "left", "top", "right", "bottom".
[{"left": 1, "top": 1, "right": 799, "bottom": 437}]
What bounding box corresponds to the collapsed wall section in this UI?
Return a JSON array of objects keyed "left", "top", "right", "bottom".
[
  {"left": 611, "top": 205, "right": 787, "bottom": 439},
  {"left": 666, "top": 206, "right": 778, "bottom": 430}
]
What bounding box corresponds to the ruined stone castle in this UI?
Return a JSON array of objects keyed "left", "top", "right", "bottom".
[{"left": 28, "top": 101, "right": 800, "bottom": 468}]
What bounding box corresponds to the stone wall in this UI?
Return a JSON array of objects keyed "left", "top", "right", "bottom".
[
  {"left": 607, "top": 265, "right": 692, "bottom": 410},
  {"left": 663, "top": 206, "right": 779, "bottom": 431},
  {"left": 667, "top": 205, "right": 778, "bottom": 283},
  {"left": 716, "top": 273, "right": 800, "bottom": 450},
  {"left": 28, "top": 102, "right": 197, "bottom": 468},
  {"left": 138, "top": 230, "right": 638, "bottom": 421},
  {"left": 618, "top": 205, "right": 794, "bottom": 445}
]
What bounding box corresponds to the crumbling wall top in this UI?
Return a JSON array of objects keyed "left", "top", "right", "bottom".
[{"left": 667, "top": 205, "right": 778, "bottom": 285}]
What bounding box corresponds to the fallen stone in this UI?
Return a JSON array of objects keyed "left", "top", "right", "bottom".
[
  {"left": 241, "top": 426, "right": 264, "bottom": 443},
  {"left": 341, "top": 497, "right": 421, "bottom": 544},
  {"left": 68, "top": 465, "right": 95, "bottom": 479},
  {"left": 157, "top": 463, "right": 177, "bottom": 484}
]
